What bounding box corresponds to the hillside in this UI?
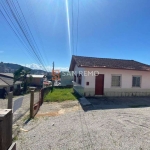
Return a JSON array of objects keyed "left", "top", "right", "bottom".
[
  {"left": 0, "top": 62, "right": 47, "bottom": 74},
  {"left": 5, "top": 63, "right": 30, "bottom": 70}
]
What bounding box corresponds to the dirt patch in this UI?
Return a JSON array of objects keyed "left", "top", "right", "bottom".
[
  {"left": 36, "top": 111, "right": 59, "bottom": 117},
  {"left": 36, "top": 105, "right": 81, "bottom": 117}
]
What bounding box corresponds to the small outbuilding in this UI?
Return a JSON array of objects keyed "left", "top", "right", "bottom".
[{"left": 27, "top": 74, "right": 46, "bottom": 87}]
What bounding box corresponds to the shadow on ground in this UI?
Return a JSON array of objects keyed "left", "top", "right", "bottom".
[{"left": 78, "top": 97, "right": 150, "bottom": 111}]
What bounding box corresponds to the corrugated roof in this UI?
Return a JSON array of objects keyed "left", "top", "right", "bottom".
[
  {"left": 0, "top": 77, "right": 21, "bottom": 86},
  {"left": 69, "top": 55, "right": 150, "bottom": 71},
  {"left": 27, "top": 74, "right": 44, "bottom": 78},
  {"left": 0, "top": 79, "right": 8, "bottom": 86},
  {"left": 0, "top": 73, "right": 14, "bottom": 77}
]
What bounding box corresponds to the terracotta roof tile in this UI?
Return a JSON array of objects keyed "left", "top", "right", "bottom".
[{"left": 69, "top": 55, "right": 150, "bottom": 71}]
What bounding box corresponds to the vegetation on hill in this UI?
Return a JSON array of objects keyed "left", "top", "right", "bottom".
[{"left": 1, "top": 62, "right": 48, "bottom": 74}]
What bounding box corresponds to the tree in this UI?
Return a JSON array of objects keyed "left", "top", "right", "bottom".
[
  {"left": 13, "top": 67, "right": 24, "bottom": 83},
  {"left": 13, "top": 67, "right": 32, "bottom": 93}
]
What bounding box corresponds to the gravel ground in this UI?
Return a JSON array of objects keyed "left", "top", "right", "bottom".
[{"left": 16, "top": 97, "right": 150, "bottom": 150}]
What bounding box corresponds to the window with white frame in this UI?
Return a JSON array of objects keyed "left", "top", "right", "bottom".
[
  {"left": 111, "top": 75, "right": 121, "bottom": 87},
  {"left": 132, "top": 76, "right": 141, "bottom": 87}
]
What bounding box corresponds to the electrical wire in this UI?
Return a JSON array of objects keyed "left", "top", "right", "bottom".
[
  {"left": 25, "top": 0, "right": 50, "bottom": 69},
  {"left": 72, "top": 0, "right": 74, "bottom": 55},
  {"left": 15, "top": 0, "right": 48, "bottom": 71},
  {"left": 76, "top": 0, "right": 80, "bottom": 55},
  {"left": 1, "top": 0, "right": 48, "bottom": 71},
  {"left": 0, "top": 1, "right": 40, "bottom": 64}
]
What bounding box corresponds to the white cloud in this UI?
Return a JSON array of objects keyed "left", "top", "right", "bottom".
[
  {"left": 23, "top": 63, "right": 69, "bottom": 71},
  {"left": 0, "top": 51, "right": 4, "bottom": 53}
]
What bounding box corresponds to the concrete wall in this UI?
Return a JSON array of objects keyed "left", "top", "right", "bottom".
[
  {"left": 73, "top": 66, "right": 150, "bottom": 96},
  {"left": 61, "top": 72, "right": 73, "bottom": 86}
]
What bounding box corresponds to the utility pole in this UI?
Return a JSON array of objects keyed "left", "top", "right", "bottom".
[{"left": 52, "top": 61, "right": 54, "bottom": 88}]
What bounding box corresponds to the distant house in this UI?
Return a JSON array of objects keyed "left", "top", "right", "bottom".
[
  {"left": 0, "top": 73, "right": 14, "bottom": 78},
  {"left": 0, "top": 73, "right": 22, "bottom": 97},
  {"left": 27, "top": 74, "right": 45, "bottom": 87},
  {"left": 61, "top": 71, "right": 73, "bottom": 86},
  {"left": 69, "top": 55, "right": 150, "bottom": 97}
]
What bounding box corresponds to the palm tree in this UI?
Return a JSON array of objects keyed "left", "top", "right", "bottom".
[
  {"left": 21, "top": 69, "right": 31, "bottom": 92},
  {"left": 13, "top": 67, "right": 31, "bottom": 93},
  {"left": 13, "top": 67, "right": 24, "bottom": 83}
]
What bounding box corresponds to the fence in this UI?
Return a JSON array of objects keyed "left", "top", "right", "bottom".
[
  {"left": 30, "top": 89, "right": 40, "bottom": 118},
  {"left": 40, "top": 86, "right": 52, "bottom": 104},
  {"left": 30, "top": 86, "right": 52, "bottom": 118},
  {"left": 0, "top": 109, "right": 16, "bottom": 150},
  {"left": 0, "top": 93, "right": 12, "bottom": 109}
]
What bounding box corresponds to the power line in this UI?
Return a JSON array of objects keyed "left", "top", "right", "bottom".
[
  {"left": 13, "top": 0, "right": 48, "bottom": 71},
  {"left": 15, "top": 0, "right": 48, "bottom": 70},
  {"left": 5, "top": 0, "right": 45, "bottom": 67},
  {"left": 0, "top": 1, "right": 40, "bottom": 64},
  {"left": 1, "top": 0, "right": 48, "bottom": 71},
  {"left": 72, "top": 0, "right": 74, "bottom": 55},
  {"left": 25, "top": 0, "right": 50, "bottom": 68},
  {"left": 76, "top": 0, "right": 80, "bottom": 55}
]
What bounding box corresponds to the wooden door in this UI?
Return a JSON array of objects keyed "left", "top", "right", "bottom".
[{"left": 95, "top": 74, "right": 104, "bottom": 95}]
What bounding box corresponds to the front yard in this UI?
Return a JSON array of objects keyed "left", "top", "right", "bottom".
[
  {"left": 16, "top": 97, "right": 150, "bottom": 150},
  {"left": 44, "top": 88, "right": 81, "bottom": 102}
]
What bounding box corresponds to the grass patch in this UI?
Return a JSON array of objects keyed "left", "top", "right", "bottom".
[
  {"left": 22, "top": 115, "right": 30, "bottom": 122},
  {"left": 44, "top": 88, "right": 81, "bottom": 102},
  {"left": 13, "top": 135, "right": 18, "bottom": 141}
]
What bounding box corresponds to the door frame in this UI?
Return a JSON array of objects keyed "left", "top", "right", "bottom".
[{"left": 95, "top": 74, "right": 104, "bottom": 95}]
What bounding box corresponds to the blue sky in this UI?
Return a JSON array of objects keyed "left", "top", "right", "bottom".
[{"left": 0, "top": 0, "right": 150, "bottom": 71}]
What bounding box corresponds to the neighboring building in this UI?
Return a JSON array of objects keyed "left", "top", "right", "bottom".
[
  {"left": 0, "top": 73, "right": 22, "bottom": 97},
  {"left": 61, "top": 71, "right": 73, "bottom": 86},
  {"left": 69, "top": 55, "right": 150, "bottom": 97},
  {"left": 27, "top": 74, "right": 45, "bottom": 87},
  {"left": 0, "top": 73, "right": 14, "bottom": 78},
  {"left": 0, "top": 76, "right": 21, "bottom": 91}
]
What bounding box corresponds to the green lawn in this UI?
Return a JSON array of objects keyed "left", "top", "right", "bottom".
[{"left": 44, "top": 88, "right": 81, "bottom": 102}]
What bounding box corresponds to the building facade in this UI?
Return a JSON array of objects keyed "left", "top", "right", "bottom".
[{"left": 70, "top": 55, "right": 150, "bottom": 97}]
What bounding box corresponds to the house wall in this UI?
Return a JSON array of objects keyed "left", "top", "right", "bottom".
[
  {"left": 73, "top": 65, "right": 85, "bottom": 96},
  {"left": 27, "top": 77, "right": 43, "bottom": 87},
  {"left": 14, "top": 84, "right": 21, "bottom": 90},
  {"left": 0, "top": 86, "right": 10, "bottom": 91},
  {"left": 73, "top": 67, "right": 150, "bottom": 97}
]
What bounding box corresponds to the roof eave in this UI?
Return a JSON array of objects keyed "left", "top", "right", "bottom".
[{"left": 78, "top": 65, "right": 150, "bottom": 71}]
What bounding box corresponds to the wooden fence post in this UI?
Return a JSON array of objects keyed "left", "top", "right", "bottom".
[
  {"left": 8, "top": 92, "right": 13, "bottom": 109},
  {"left": 30, "top": 90, "right": 34, "bottom": 118},
  {"left": 0, "top": 109, "right": 12, "bottom": 150}
]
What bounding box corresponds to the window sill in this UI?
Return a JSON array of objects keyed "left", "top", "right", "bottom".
[
  {"left": 132, "top": 87, "right": 141, "bottom": 88},
  {"left": 111, "top": 86, "right": 121, "bottom": 88}
]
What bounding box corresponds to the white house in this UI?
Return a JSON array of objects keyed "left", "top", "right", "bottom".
[{"left": 69, "top": 55, "right": 150, "bottom": 97}]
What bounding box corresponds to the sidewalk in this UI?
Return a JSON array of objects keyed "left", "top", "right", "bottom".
[{"left": 0, "top": 92, "right": 39, "bottom": 123}]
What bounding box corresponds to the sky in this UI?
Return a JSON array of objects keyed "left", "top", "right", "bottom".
[{"left": 0, "top": 0, "right": 150, "bottom": 71}]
